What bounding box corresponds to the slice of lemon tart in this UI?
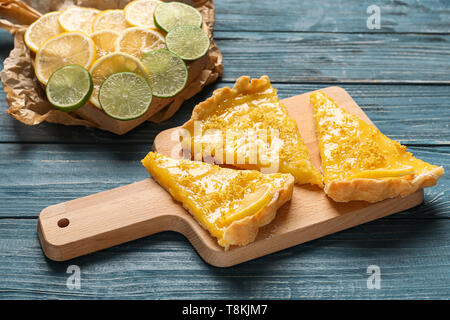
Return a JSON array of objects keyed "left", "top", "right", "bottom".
[
  {"left": 311, "top": 91, "right": 444, "bottom": 203},
  {"left": 142, "top": 152, "right": 294, "bottom": 249},
  {"left": 181, "top": 76, "right": 323, "bottom": 187}
]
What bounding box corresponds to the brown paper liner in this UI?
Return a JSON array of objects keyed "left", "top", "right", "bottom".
[{"left": 0, "top": 0, "right": 223, "bottom": 134}]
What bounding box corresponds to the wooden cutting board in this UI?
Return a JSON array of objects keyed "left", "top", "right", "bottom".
[{"left": 37, "top": 86, "right": 423, "bottom": 266}]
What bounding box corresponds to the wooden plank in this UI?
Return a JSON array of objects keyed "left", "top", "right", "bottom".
[
  {"left": 214, "top": 31, "right": 450, "bottom": 83},
  {"left": 0, "top": 144, "right": 447, "bottom": 218},
  {"left": 214, "top": 0, "right": 450, "bottom": 33},
  {"left": 0, "top": 143, "right": 149, "bottom": 217},
  {"left": 0, "top": 83, "right": 449, "bottom": 145},
  {"left": 0, "top": 218, "right": 449, "bottom": 299},
  {"left": 0, "top": 1, "right": 449, "bottom": 35}
]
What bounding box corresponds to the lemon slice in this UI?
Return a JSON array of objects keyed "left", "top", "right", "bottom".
[
  {"left": 220, "top": 184, "right": 272, "bottom": 227},
  {"left": 124, "top": 0, "right": 162, "bottom": 29},
  {"left": 88, "top": 52, "right": 149, "bottom": 109},
  {"left": 24, "top": 11, "right": 63, "bottom": 53},
  {"left": 35, "top": 32, "right": 96, "bottom": 84},
  {"left": 116, "top": 27, "right": 165, "bottom": 59},
  {"left": 92, "top": 9, "right": 129, "bottom": 33},
  {"left": 347, "top": 166, "right": 415, "bottom": 180},
  {"left": 58, "top": 6, "right": 100, "bottom": 34},
  {"left": 91, "top": 30, "right": 119, "bottom": 59}
]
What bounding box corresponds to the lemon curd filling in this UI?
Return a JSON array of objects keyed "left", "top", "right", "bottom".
[
  {"left": 183, "top": 76, "right": 323, "bottom": 186},
  {"left": 311, "top": 91, "right": 440, "bottom": 184},
  {"left": 142, "top": 152, "right": 292, "bottom": 248}
]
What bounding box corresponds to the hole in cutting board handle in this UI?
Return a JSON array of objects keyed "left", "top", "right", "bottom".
[{"left": 57, "top": 218, "right": 70, "bottom": 228}]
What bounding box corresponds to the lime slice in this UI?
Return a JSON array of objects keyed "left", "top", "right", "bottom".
[
  {"left": 154, "top": 2, "right": 202, "bottom": 32},
  {"left": 141, "top": 49, "right": 188, "bottom": 98},
  {"left": 45, "top": 65, "right": 93, "bottom": 112},
  {"left": 99, "top": 72, "right": 152, "bottom": 121},
  {"left": 165, "top": 25, "right": 210, "bottom": 61}
]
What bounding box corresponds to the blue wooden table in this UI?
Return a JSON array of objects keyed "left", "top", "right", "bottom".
[{"left": 0, "top": 0, "right": 449, "bottom": 299}]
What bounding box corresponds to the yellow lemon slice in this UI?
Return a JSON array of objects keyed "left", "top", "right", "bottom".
[
  {"left": 24, "top": 11, "right": 63, "bottom": 53},
  {"left": 116, "top": 27, "right": 165, "bottom": 59},
  {"left": 124, "top": 0, "right": 162, "bottom": 29},
  {"left": 58, "top": 6, "right": 100, "bottom": 34},
  {"left": 92, "top": 9, "right": 129, "bottom": 33},
  {"left": 35, "top": 32, "right": 96, "bottom": 84},
  {"left": 220, "top": 184, "right": 272, "bottom": 227},
  {"left": 88, "top": 52, "right": 148, "bottom": 109},
  {"left": 346, "top": 167, "right": 415, "bottom": 180},
  {"left": 91, "top": 30, "right": 119, "bottom": 59}
]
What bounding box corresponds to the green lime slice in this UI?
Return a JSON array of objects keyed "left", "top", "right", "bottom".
[
  {"left": 154, "top": 2, "right": 202, "bottom": 33},
  {"left": 141, "top": 49, "right": 188, "bottom": 98},
  {"left": 45, "top": 65, "right": 93, "bottom": 112},
  {"left": 165, "top": 25, "right": 210, "bottom": 61},
  {"left": 98, "top": 72, "right": 152, "bottom": 121}
]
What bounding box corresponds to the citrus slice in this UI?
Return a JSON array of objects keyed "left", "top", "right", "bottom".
[
  {"left": 24, "top": 11, "right": 63, "bottom": 53},
  {"left": 92, "top": 9, "right": 129, "bottom": 33},
  {"left": 91, "top": 30, "right": 119, "bottom": 59},
  {"left": 141, "top": 49, "right": 188, "bottom": 98},
  {"left": 347, "top": 166, "right": 415, "bottom": 180},
  {"left": 99, "top": 72, "right": 152, "bottom": 121},
  {"left": 124, "top": 0, "right": 162, "bottom": 29},
  {"left": 220, "top": 184, "right": 272, "bottom": 227},
  {"left": 116, "top": 27, "right": 165, "bottom": 59},
  {"left": 58, "top": 6, "right": 100, "bottom": 34},
  {"left": 35, "top": 32, "right": 96, "bottom": 84},
  {"left": 154, "top": 2, "right": 202, "bottom": 32},
  {"left": 88, "top": 52, "right": 149, "bottom": 108},
  {"left": 165, "top": 25, "right": 210, "bottom": 60},
  {"left": 45, "top": 65, "right": 93, "bottom": 112}
]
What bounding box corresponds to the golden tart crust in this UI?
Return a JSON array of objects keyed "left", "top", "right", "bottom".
[
  {"left": 311, "top": 91, "right": 444, "bottom": 203},
  {"left": 142, "top": 152, "right": 294, "bottom": 249},
  {"left": 181, "top": 75, "right": 323, "bottom": 187}
]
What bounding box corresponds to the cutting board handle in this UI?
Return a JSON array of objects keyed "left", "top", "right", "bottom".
[{"left": 37, "top": 179, "right": 203, "bottom": 261}]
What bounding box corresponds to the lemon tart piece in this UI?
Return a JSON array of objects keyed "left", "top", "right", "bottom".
[
  {"left": 311, "top": 91, "right": 444, "bottom": 203},
  {"left": 142, "top": 152, "right": 294, "bottom": 249},
  {"left": 181, "top": 76, "right": 323, "bottom": 187}
]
